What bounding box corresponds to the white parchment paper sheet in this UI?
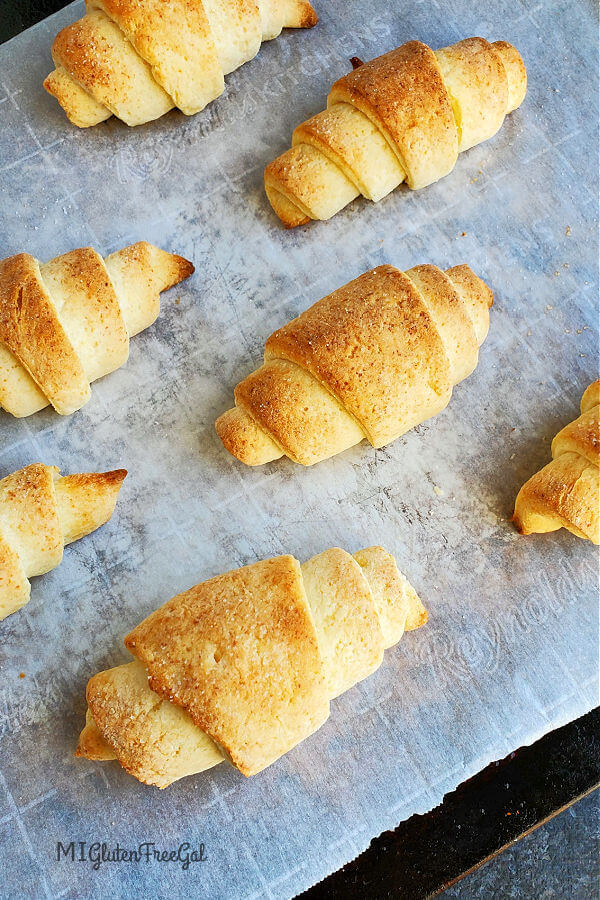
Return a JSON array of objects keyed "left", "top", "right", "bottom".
[{"left": 0, "top": 1, "right": 597, "bottom": 897}]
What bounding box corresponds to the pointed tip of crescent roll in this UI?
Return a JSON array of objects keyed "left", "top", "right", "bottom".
[
  {"left": 491, "top": 41, "right": 527, "bottom": 112},
  {"left": 80, "top": 661, "right": 225, "bottom": 787},
  {"left": 264, "top": 180, "right": 311, "bottom": 228},
  {"left": 271, "top": 0, "right": 317, "bottom": 30},
  {"left": 103, "top": 242, "right": 194, "bottom": 337},
  {"left": 353, "top": 546, "right": 427, "bottom": 646},
  {"left": 288, "top": 0, "right": 318, "bottom": 29},
  {"left": 445, "top": 264, "right": 493, "bottom": 346},
  {"left": 53, "top": 468, "right": 127, "bottom": 545},
  {"left": 512, "top": 483, "right": 552, "bottom": 537},
  {"left": 510, "top": 509, "right": 528, "bottom": 534},
  {"left": 75, "top": 710, "right": 117, "bottom": 760},
  {"left": 215, "top": 407, "right": 284, "bottom": 465},
  {"left": 118, "top": 242, "right": 195, "bottom": 291},
  {"left": 43, "top": 66, "right": 111, "bottom": 128}
]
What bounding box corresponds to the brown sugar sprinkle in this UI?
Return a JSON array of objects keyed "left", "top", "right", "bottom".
[{"left": 350, "top": 56, "right": 364, "bottom": 70}]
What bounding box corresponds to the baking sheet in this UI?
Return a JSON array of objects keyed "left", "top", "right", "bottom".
[{"left": 0, "top": 1, "right": 597, "bottom": 897}]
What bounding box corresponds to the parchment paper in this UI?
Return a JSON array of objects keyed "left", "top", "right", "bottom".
[{"left": 0, "top": 1, "right": 597, "bottom": 897}]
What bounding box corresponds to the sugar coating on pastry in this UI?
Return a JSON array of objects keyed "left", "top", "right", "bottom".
[{"left": 77, "top": 546, "right": 426, "bottom": 787}]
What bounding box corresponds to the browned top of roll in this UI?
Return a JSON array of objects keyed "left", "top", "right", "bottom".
[
  {"left": 124, "top": 555, "right": 330, "bottom": 776},
  {"left": 0, "top": 254, "right": 90, "bottom": 415},
  {"left": 328, "top": 41, "right": 458, "bottom": 189},
  {"left": 265, "top": 265, "right": 453, "bottom": 448}
]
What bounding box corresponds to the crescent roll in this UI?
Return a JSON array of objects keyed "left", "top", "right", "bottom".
[
  {"left": 215, "top": 262, "right": 493, "bottom": 466},
  {"left": 0, "top": 242, "right": 194, "bottom": 418},
  {"left": 513, "top": 381, "right": 600, "bottom": 543},
  {"left": 265, "top": 36, "right": 527, "bottom": 226},
  {"left": 0, "top": 463, "right": 126, "bottom": 621},
  {"left": 44, "top": 0, "right": 318, "bottom": 127},
  {"left": 76, "top": 545, "right": 427, "bottom": 786}
]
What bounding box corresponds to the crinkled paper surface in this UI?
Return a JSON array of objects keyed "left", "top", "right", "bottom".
[{"left": 0, "top": 1, "right": 597, "bottom": 897}]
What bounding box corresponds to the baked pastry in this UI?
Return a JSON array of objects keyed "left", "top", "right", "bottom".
[
  {"left": 0, "top": 242, "right": 193, "bottom": 417},
  {"left": 0, "top": 464, "right": 126, "bottom": 621},
  {"left": 215, "top": 263, "right": 493, "bottom": 466},
  {"left": 264, "top": 36, "right": 526, "bottom": 226},
  {"left": 44, "top": 0, "right": 318, "bottom": 128},
  {"left": 513, "top": 381, "right": 599, "bottom": 543},
  {"left": 76, "top": 545, "right": 427, "bottom": 786}
]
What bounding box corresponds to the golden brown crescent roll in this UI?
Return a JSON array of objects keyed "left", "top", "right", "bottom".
[
  {"left": 215, "top": 263, "right": 493, "bottom": 466},
  {"left": 76, "top": 545, "right": 427, "bottom": 786},
  {"left": 265, "top": 37, "right": 527, "bottom": 226},
  {"left": 0, "top": 242, "right": 194, "bottom": 418},
  {"left": 513, "top": 381, "right": 600, "bottom": 543},
  {"left": 44, "top": 0, "right": 318, "bottom": 127},
  {"left": 0, "top": 463, "right": 126, "bottom": 621}
]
